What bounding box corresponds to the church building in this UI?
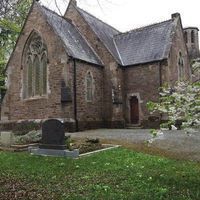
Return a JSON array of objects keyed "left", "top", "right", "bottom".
[{"left": 0, "top": 0, "right": 198, "bottom": 132}]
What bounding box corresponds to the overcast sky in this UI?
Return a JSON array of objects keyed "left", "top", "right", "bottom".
[{"left": 41, "top": 0, "right": 200, "bottom": 32}]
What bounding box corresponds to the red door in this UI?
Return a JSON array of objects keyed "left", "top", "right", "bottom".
[{"left": 130, "top": 96, "right": 139, "bottom": 124}]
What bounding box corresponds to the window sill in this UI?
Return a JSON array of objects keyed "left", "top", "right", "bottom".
[
  {"left": 23, "top": 95, "right": 48, "bottom": 102},
  {"left": 86, "top": 100, "right": 93, "bottom": 103}
]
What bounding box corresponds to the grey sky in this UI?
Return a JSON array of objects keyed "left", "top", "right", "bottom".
[{"left": 41, "top": 0, "right": 200, "bottom": 32}]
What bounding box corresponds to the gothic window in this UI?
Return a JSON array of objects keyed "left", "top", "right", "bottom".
[
  {"left": 23, "top": 31, "right": 47, "bottom": 98},
  {"left": 41, "top": 53, "right": 47, "bottom": 94},
  {"left": 184, "top": 31, "right": 188, "bottom": 43},
  {"left": 178, "top": 52, "right": 184, "bottom": 80},
  {"left": 27, "top": 56, "right": 33, "bottom": 97},
  {"left": 34, "top": 55, "right": 40, "bottom": 95},
  {"left": 191, "top": 30, "right": 195, "bottom": 43},
  {"left": 86, "top": 71, "right": 93, "bottom": 102}
]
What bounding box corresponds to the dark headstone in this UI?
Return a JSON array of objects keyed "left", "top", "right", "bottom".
[{"left": 39, "top": 119, "right": 66, "bottom": 150}]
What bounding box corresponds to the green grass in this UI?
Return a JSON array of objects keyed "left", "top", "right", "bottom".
[{"left": 0, "top": 148, "right": 200, "bottom": 200}]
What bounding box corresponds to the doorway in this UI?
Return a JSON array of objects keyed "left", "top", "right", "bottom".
[{"left": 130, "top": 96, "right": 139, "bottom": 124}]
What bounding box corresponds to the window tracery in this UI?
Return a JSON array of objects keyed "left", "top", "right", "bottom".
[{"left": 23, "top": 31, "right": 47, "bottom": 98}]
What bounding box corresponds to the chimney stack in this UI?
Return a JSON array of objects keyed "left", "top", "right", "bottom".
[{"left": 171, "top": 13, "right": 180, "bottom": 19}]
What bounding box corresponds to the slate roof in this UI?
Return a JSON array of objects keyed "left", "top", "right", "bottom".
[
  {"left": 114, "top": 20, "right": 176, "bottom": 66},
  {"left": 76, "top": 6, "right": 176, "bottom": 66},
  {"left": 40, "top": 6, "right": 103, "bottom": 66},
  {"left": 41, "top": 3, "right": 176, "bottom": 67},
  {"left": 76, "top": 7, "right": 121, "bottom": 63}
]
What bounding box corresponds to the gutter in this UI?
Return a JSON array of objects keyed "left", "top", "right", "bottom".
[{"left": 73, "top": 58, "right": 79, "bottom": 131}]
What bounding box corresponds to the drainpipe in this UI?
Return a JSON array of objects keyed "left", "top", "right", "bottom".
[
  {"left": 159, "top": 61, "right": 162, "bottom": 88},
  {"left": 159, "top": 61, "right": 163, "bottom": 123},
  {"left": 73, "top": 58, "right": 78, "bottom": 131}
]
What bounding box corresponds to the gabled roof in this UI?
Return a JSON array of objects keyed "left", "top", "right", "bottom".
[
  {"left": 74, "top": 5, "right": 176, "bottom": 66},
  {"left": 40, "top": 5, "right": 103, "bottom": 66},
  {"left": 114, "top": 20, "right": 176, "bottom": 66},
  {"left": 76, "top": 7, "right": 122, "bottom": 63}
]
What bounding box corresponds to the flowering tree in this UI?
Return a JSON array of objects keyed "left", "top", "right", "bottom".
[
  {"left": 192, "top": 58, "right": 200, "bottom": 82},
  {"left": 147, "top": 62, "right": 200, "bottom": 131}
]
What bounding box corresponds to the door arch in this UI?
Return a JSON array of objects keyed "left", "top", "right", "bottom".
[{"left": 130, "top": 96, "right": 139, "bottom": 124}]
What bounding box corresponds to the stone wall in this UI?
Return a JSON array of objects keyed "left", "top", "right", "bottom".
[
  {"left": 1, "top": 3, "right": 74, "bottom": 121},
  {"left": 124, "top": 63, "right": 161, "bottom": 127},
  {"left": 1, "top": 2, "right": 193, "bottom": 132},
  {"left": 1, "top": 3, "right": 106, "bottom": 132},
  {"left": 64, "top": 2, "right": 124, "bottom": 125},
  {"left": 74, "top": 61, "right": 104, "bottom": 130},
  {"left": 166, "top": 18, "right": 191, "bottom": 83}
]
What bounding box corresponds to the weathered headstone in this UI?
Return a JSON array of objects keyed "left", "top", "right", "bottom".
[
  {"left": 39, "top": 119, "right": 66, "bottom": 150},
  {"left": 0, "top": 131, "right": 14, "bottom": 147},
  {"left": 29, "top": 119, "right": 79, "bottom": 158}
]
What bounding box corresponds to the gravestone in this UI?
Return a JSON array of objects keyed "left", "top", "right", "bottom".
[
  {"left": 39, "top": 119, "right": 66, "bottom": 150},
  {"left": 29, "top": 119, "right": 79, "bottom": 158},
  {"left": 0, "top": 131, "right": 14, "bottom": 147}
]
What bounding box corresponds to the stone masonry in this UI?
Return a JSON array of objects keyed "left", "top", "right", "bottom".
[{"left": 0, "top": 0, "right": 196, "bottom": 132}]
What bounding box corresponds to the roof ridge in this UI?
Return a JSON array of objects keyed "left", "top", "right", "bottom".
[
  {"left": 76, "top": 7, "right": 120, "bottom": 33},
  {"left": 41, "top": 5, "right": 77, "bottom": 26},
  {"left": 41, "top": 5, "right": 61, "bottom": 17},
  {"left": 40, "top": 4, "right": 103, "bottom": 66},
  {"left": 115, "top": 19, "right": 173, "bottom": 37}
]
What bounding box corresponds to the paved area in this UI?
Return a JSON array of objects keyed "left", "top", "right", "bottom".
[{"left": 67, "top": 129, "right": 200, "bottom": 162}]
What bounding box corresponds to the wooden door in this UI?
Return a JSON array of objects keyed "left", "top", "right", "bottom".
[{"left": 130, "top": 96, "right": 139, "bottom": 124}]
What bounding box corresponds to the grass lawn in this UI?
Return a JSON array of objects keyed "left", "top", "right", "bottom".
[{"left": 0, "top": 148, "right": 200, "bottom": 200}]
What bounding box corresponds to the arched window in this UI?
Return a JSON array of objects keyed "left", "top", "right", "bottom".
[
  {"left": 23, "top": 31, "right": 47, "bottom": 98},
  {"left": 85, "top": 71, "right": 93, "bottom": 102},
  {"left": 27, "top": 56, "right": 33, "bottom": 97},
  {"left": 184, "top": 31, "right": 188, "bottom": 43},
  {"left": 34, "top": 55, "right": 40, "bottom": 95},
  {"left": 191, "top": 30, "right": 195, "bottom": 43},
  {"left": 41, "top": 53, "right": 47, "bottom": 94},
  {"left": 178, "top": 52, "right": 184, "bottom": 80}
]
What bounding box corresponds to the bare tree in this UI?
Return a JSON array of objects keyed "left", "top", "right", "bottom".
[{"left": 0, "top": 0, "right": 19, "bottom": 18}]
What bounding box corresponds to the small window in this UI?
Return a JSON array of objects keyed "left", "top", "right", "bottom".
[
  {"left": 85, "top": 71, "right": 93, "bottom": 102},
  {"left": 178, "top": 52, "right": 184, "bottom": 80},
  {"left": 191, "top": 30, "right": 195, "bottom": 43},
  {"left": 184, "top": 31, "right": 188, "bottom": 43}
]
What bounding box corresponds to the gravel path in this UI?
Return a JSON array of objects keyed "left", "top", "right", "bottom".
[{"left": 67, "top": 129, "right": 200, "bottom": 162}]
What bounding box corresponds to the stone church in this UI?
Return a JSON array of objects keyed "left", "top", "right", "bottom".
[{"left": 0, "top": 0, "right": 199, "bottom": 132}]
